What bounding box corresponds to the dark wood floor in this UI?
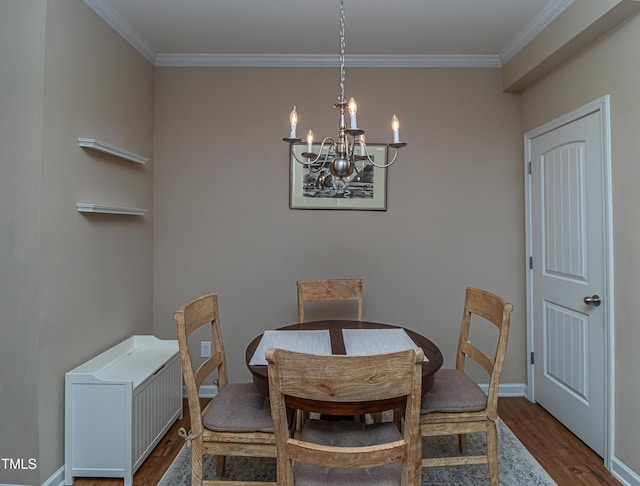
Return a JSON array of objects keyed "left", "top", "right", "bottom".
[
  {"left": 498, "top": 397, "right": 620, "bottom": 486},
  {"left": 72, "top": 396, "right": 620, "bottom": 486}
]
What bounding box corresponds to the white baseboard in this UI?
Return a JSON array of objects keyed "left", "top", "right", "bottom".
[
  {"left": 41, "top": 465, "right": 64, "bottom": 486},
  {"left": 611, "top": 456, "right": 640, "bottom": 486},
  {"left": 479, "top": 382, "right": 527, "bottom": 397},
  {"left": 181, "top": 384, "right": 219, "bottom": 398},
  {"left": 198, "top": 385, "right": 218, "bottom": 397}
]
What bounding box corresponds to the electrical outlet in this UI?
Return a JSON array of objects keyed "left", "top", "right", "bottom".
[{"left": 200, "top": 341, "right": 212, "bottom": 358}]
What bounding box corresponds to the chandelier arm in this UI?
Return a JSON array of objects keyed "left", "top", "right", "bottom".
[
  {"left": 291, "top": 149, "right": 314, "bottom": 166},
  {"left": 352, "top": 159, "right": 364, "bottom": 175},
  {"left": 355, "top": 138, "right": 367, "bottom": 173},
  {"left": 348, "top": 140, "right": 356, "bottom": 165},
  {"left": 347, "top": 139, "right": 365, "bottom": 176},
  {"left": 291, "top": 137, "right": 336, "bottom": 171},
  {"left": 360, "top": 143, "right": 400, "bottom": 168},
  {"left": 306, "top": 163, "right": 330, "bottom": 174}
]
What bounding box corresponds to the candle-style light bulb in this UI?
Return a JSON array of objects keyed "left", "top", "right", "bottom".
[
  {"left": 289, "top": 106, "right": 298, "bottom": 138},
  {"left": 306, "top": 129, "right": 314, "bottom": 153},
  {"left": 391, "top": 114, "right": 400, "bottom": 143},
  {"left": 348, "top": 97, "right": 358, "bottom": 128}
]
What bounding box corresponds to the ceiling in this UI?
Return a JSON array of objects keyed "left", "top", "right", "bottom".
[{"left": 84, "top": 0, "right": 573, "bottom": 67}]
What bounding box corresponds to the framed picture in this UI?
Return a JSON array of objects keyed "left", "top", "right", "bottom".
[{"left": 289, "top": 143, "right": 388, "bottom": 210}]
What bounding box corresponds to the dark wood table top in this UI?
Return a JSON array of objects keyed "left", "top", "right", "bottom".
[{"left": 245, "top": 319, "right": 443, "bottom": 415}]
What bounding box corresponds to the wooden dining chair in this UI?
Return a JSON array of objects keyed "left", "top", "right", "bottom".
[
  {"left": 174, "top": 293, "right": 282, "bottom": 486},
  {"left": 296, "top": 278, "right": 363, "bottom": 322},
  {"left": 420, "top": 287, "right": 513, "bottom": 486},
  {"left": 266, "top": 347, "right": 424, "bottom": 486},
  {"left": 295, "top": 278, "right": 365, "bottom": 427}
]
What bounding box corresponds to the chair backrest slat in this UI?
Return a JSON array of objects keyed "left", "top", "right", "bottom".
[
  {"left": 271, "top": 350, "right": 419, "bottom": 403},
  {"left": 297, "top": 278, "right": 363, "bottom": 322}
]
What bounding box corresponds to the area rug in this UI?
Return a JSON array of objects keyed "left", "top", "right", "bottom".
[{"left": 158, "top": 419, "right": 556, "bottom": 485}]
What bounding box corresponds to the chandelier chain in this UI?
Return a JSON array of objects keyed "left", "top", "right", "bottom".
[{"left": 339, "top": 0, "right": 345, "bottom": 102}]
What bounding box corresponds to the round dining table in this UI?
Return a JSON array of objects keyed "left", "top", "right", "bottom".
[{"left": 245, "top": 319, "right": 443, "bottom": 415}]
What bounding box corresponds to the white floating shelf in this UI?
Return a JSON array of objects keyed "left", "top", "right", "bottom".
[
  {"left": 76, "top": 203, "right": 148, "bottom": 216},
  {"left": 77, "top": 138, "right": 149, "bottom": 165}
]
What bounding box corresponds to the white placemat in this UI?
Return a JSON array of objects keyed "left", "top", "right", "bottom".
[
  {"left": 249, "top": 329, "right": 332, "bottom": 366},
  {"left": 342, "top": 328, "right": 429, "bottom": 362}
]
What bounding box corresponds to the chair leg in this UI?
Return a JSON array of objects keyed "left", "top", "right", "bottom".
[
  {"left": 487, "top": 422, "right": 499, "bottom": 486},
  {"left": 191, "top": 441, "right": 203, "bottom": 486},
  {"left": 458, "top": 433, "right": 468, "bottom": 454},
  {"left": 216, "top": 455, "right": 226, "bottom": 477}
]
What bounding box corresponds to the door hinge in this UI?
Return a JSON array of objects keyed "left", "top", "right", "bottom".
[
  {"left": 530, "top": 352, "right": 535, "bottom": 365},
  {"left": 529, "top": 256, "right": 533, "bottom": 269},
  {"left": 528, "top": 161, "right": 532, "bottom": 174}
]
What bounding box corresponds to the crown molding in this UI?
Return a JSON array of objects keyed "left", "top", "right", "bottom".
[
  {"left": 84, "top": 0, "right": 562, "bottom": 69},
  {"left": 83, "top": 0, "right": 157, "bottom": 64},
  {"left": 499, "top": 0, "right": 574, "bottom": 65},
  {"left": 154, "top": 53, "right": 501, "bottom": 68}
]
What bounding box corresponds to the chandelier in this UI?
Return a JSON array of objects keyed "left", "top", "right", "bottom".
[{"left": 283, "top": 0, "right": 406, "bottom": 182}]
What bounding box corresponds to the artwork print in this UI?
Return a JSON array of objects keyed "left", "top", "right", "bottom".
[{"left": 289, "top": 143, "right": 387, "bottom": 210}]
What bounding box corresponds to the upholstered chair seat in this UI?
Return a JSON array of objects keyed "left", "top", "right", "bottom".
[
  {"left": 202, "top": 383, "right": 275, "bottom": 433},
  {"left": 294, "top": 420, "right": 403, "bottom": 486},
  {"left": 420, "top": 369, "right": 487, "bottom": 414}
]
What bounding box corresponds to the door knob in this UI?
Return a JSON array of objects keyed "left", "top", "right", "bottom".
[{"left": 583, "top": 295, "right": 601, "bottom": 307}]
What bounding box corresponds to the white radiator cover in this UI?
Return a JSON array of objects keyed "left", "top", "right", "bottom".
[{"left": 64, "top": 336, "right": 182, "bottom": 486}]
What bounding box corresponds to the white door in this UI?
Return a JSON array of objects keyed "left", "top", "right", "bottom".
[{"left": 526, "top": 100, "right": 611, "bottom": 458}]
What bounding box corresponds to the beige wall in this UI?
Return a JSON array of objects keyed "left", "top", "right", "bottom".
[
  {"left": 0, "top": 0, "right": 155, "bottom": 483},
  {"left": 14, "top": 0, "right": 640, "bottom": 482},
  {"left": 0, "top": 2, "right": 47, "bottom": 485},
  {"left": 152, "top": 67, "right": 526, "bottom": 389},
  {"left": 520, "top": 12, "right": 640, "bottom": 474}
]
